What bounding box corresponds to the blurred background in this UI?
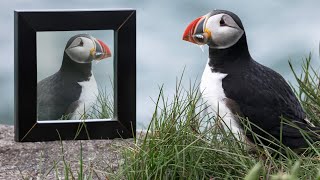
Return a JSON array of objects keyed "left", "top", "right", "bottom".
[{"left": 1, "top": 0, "right": 320, "bottom": 129}]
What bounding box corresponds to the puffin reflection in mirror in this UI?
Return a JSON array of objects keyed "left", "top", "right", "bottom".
[{"left": 37, "top": 34, "right": 112, "bottom": 120}]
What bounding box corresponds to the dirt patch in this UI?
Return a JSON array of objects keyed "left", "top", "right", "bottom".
[{"left": 0, "top": 125, "right": 133, "bottom": 179}]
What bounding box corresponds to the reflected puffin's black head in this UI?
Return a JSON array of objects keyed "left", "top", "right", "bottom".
[
  {"left": 183, "top": 10, "right": 246, "bottom": 49},
  {"left": 64, "top": 34, "right": 112, "bottom": 64}
]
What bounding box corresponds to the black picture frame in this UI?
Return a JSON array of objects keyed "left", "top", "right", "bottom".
[{"left": 14, "top": 9, "right": 136, "bottom": 142}]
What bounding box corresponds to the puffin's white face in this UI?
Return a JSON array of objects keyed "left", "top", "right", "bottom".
[
  {"left": 65, "top": 35, "right": 111, "bottom": 63},
  {"left": 205, "top": 14, "right": 244, "bottom": 49},
  {"left": 183, "top": 12, "right": 244, "bottom": 49}
]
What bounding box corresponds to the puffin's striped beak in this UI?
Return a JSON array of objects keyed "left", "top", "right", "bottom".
[
  {"left": 92, "top": 39, "right": 112, "bottom": 61},
  {"left": 182, "top": 15, "right": 211, "bottom": 45}
]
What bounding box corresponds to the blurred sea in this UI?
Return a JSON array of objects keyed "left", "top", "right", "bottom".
[{"left": 1, "top": 0, "right": 320, "bottom": 129}]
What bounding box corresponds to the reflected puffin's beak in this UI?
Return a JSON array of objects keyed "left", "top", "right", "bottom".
[
  {"left": 182, "top": 15, "right": 210, "bottom": 45},
  {"left": 92, "top": 39, "right": 112, "bottom": 60}
]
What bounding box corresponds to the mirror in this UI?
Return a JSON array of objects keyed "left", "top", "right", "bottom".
[
  {"left": 36, "top": 30, "right": 114, "bottom": 123},
  {"left": 15, "top": 10, "right": 136, "bottom": 142}
]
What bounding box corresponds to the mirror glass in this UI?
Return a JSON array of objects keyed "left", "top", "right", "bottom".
[{"left": 36, "top": 30, "right": 114, "bottom": 123}]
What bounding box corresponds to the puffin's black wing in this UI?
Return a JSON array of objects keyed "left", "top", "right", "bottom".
[
  {"left": 37, "top": 72, "right": 81, "bottom": 120},
  {"left": 222, "top": 60, "right": 316, "bottom": 148}
]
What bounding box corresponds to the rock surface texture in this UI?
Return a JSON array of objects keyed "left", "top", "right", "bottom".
[{"left": 0, "top": 125, "right": 132, "bottom": 179}]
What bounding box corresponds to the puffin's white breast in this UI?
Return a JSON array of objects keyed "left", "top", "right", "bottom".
[
  {"left": 71, "top": 73, "right": 98, "bottom": 119},
  {"left": 200, "top": 60, "right": 242, "bottom": 139}
]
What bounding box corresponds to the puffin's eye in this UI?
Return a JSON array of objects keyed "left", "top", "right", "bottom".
[{"left": 220, "top": 18, "right": 225, "bottom": 26}]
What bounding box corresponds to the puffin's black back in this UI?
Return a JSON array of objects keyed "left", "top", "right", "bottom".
[
  {"left": 37, "top": 71, "right": 82, "bottom": 120},
  {"left": 206, "top": 10, "right": 320, "bottom": 149}
]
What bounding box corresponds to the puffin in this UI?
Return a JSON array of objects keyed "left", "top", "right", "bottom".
[
  {"left": 37, "top": 34, "right": 111, "bottom": 120},
  {"left": 182, "top": 10, "right": 319, "bottom": 150}
]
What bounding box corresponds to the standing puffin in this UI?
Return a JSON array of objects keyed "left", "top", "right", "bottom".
[
  {"left": 37, "top": 34, "right": 111, "bottom": 120},
  {"left": 182, "top": 10, "right": 319, "bottom": 150}
]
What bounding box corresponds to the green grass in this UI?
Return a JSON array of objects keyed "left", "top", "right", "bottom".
[
  {"left": 113, "top": 55, "right": 320, "bottom": 179},
  {"left": 289, "top": 53, "right": 320, "bottom": 127}
]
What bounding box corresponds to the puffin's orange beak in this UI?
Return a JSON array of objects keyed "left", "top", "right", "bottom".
[
  {"left": 182, "top": 16, "right": 210, "bottom": 45},
  {"left": 93, "top": 39, "right": 112, "bottom": 60}
]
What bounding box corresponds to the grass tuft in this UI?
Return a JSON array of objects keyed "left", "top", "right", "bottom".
[{"left": 115, "top": 54, "right": 320, "bottom": 179}]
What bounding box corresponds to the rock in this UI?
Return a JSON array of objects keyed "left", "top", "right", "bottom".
[{"left": 0, "top": 124, "right": 133, "bottom": 179}]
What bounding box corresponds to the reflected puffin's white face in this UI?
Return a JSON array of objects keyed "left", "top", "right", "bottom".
[
  {"left": 65, "top": 37, "right": 95, "bottom": 63},
  {"left": 183, "top": 12, "right": 244, "bottom": 49},
  {"left": 65, "top": 35, "right": 112, "bottom": 63}
]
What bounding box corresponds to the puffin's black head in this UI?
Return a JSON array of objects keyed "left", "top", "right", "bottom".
[
  {"left": 183, "top": 10, "right": 245, "bottom": 49},
  {"left": 64, "top": 34, "right": 111, "bottom": 64}
]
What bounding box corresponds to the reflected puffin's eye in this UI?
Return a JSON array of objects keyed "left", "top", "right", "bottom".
[
  {"left": 78, "top": 39, "right": 84, "bottom": 46},
  {"left": 220, "top": 18, "right": 225, "bottom": 26}
]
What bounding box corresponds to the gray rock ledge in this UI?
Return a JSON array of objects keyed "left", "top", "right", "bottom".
[{"left": 0, "top": 124, "right": 133, "bottom": 179}]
